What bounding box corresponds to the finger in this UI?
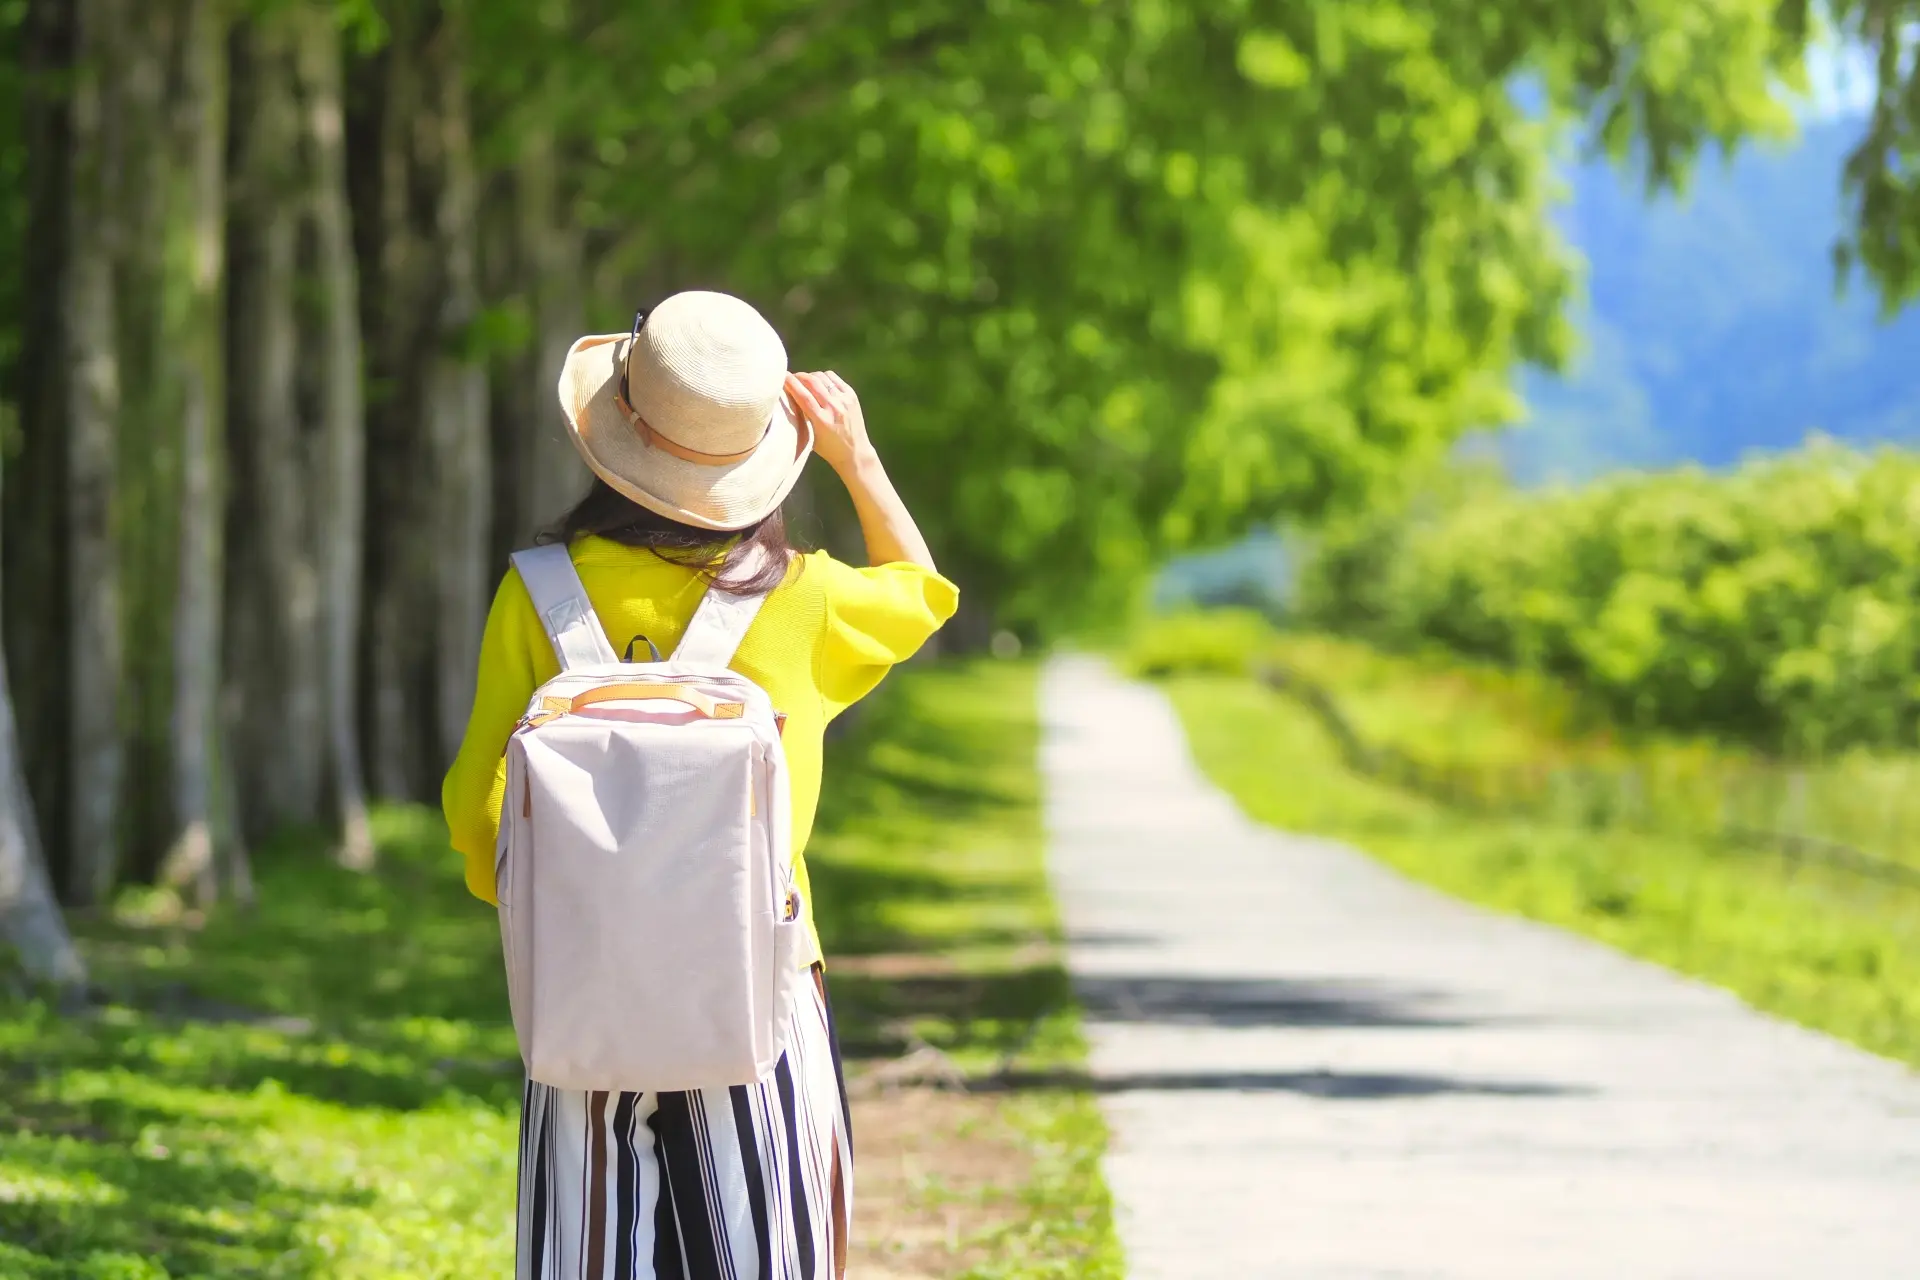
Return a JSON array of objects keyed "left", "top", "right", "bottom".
[
  {"left": 785, "top": 373, "right": 829, "bottom": 421},
  {"left": 815, "top": 372, "right": 854, "bottom": 409},
  {"left": 798, "top": 371, "right": 844, "bottom": 414}
]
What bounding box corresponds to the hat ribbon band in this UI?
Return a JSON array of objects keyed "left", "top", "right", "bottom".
[{"left": 615, "top": 389, "right": 769, "bottom": 466}]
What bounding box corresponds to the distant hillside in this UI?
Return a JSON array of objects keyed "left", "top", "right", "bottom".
[
  {"left": 1163, "top": 115, "right": 1919, "bottom": 604},
  {"left": 1502, "top": 118, "right": 1920, "bottom": 483}
]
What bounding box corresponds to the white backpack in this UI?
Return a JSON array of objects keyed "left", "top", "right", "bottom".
[{"left": 494, "top": 544, "right": 806, "bottom": 1093}]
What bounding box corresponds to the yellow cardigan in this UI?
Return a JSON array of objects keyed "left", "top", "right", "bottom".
[{"left": 441, "top": 536, "right": 959, "bottom": 967}]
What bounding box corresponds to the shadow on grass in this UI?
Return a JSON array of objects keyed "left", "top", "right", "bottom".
[
  {"left": 808, "top": 661, "right": 1079, "bottom": 1065},
  {"left": 0, "top": 810, "right": 515, "bottom": 1275},
  {"left": 805, "top": 857, "right": 1052, "bottom": 961},
  {"left": 827, "top": 964, "right": 1077, "bottom": 1060},
  {"left": 0, "top": 658, "right": 1070, "bottom": 1272},
  {"left": 0, "top": 1102, "right": 343, "bottom": 1274}
]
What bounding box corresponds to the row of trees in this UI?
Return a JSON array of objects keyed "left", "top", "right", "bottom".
[
  {"left": 1298, "top": 443, "right": 1920, "bottom": 755},
  {"left": 0, "top": 0, "right": 1915, "bottom": 987}
]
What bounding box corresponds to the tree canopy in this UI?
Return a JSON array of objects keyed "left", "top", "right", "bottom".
[
  {"left": 0, "top": 0, "right": 1912, "bottom": 931},
  {"left": 453, "top": 0, "right": 1814, "bottom": 630},
  {"left": 1817, "top": 0, "right": 1920, "bottom": 306}
]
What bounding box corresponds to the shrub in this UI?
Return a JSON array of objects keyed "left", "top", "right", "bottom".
[
  {"left": 1123, "top": 609, "right": 1275, "bottom": 680},
  {"left": 1295, "top": 442, "right": 1920, "bottom": 755}
]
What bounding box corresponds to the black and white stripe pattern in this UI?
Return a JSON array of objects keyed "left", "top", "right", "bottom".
[{"left": 517, "top": 968, "right": 852, "bottom": 1280}]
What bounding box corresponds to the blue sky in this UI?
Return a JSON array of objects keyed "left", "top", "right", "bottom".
[{"left": 1802, "top": 40, "right": 1876, "bottom": 120}]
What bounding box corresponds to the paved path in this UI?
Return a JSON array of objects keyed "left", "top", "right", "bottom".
[{"left": 1039, "top": 658, "right": 1920, "bottom": 1279}]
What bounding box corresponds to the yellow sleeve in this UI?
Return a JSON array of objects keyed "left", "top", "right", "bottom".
[
  {"left": 814, "top": 554, "right": 961, "bottom": 719},
  {"left": 441, "top": 569, "right": 550, "bottom": 904}
]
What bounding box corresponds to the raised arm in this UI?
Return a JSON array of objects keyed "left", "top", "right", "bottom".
[{"left": 786, "top": 371, "right": 936, "bottom": 571}]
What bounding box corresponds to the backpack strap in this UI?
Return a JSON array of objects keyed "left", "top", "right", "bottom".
[
  {"left": 672, "top": 546, "right": 775, "bottom": 670},
  {"left": 512, "top": 545, "right": 618, "bottom": 670}
]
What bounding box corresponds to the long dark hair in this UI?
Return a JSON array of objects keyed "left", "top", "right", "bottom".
[{"left": 538, "top": 477, "right": 798, "bottom": 596}]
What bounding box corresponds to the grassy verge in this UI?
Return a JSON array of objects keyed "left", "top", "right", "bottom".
[
  {"left": 0, "top": 660, "right": 1119, "bottom": 1278},
  {"left": 1162, "top": 664, "right": 1920, "bottom": 1068},
  {"left": 808, "top": 660, "right": 1121, "bottom": 1279},
  {"left": 0, "top": 805, "right": 521, "bottom": 1278}
]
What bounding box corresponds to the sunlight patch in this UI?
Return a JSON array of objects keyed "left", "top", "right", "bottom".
[{"left": 0, "top": 1163, "right": 125, "bottom": 1207}]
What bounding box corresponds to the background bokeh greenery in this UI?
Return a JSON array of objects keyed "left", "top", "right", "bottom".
[
  {"left": 6, "top": 0, "right": 1920, "bottom": 1270},
  {"left": 1298, "top": 443, "right": 1920, "bottom": 755},
  {"left": 2, "top": 0, "right": 1916, "bottom": 913}
]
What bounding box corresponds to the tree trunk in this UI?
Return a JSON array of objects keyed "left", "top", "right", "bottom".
[
  {"left": 64, "top": 0, "right": 125, "bottom": 907},
  {"left": 113, "top": 0, "right": 184, "bottom": 884},
  {"left": 422, "top": 17, "right": 490, "bottom": 766},
  {"left": 7, "top": 0, "right": 76, "bottom": 890},
  {"left": 225, "top": 13, "right": 322, "bottom": 845},
  {"left": 482, "top": 128, "right": 587, "bottom": 569},
  {"left": 293, "top": 4, "right": 372, "bottom": 868},
  {"left": 0, "top": 644, "right": 86, "bottom": 998},
  {"left": 210, "top": 699, "right": 252, "bottom": 904},
  {"left": 156, "top": 0, "right": 228, "bottom": 907},
  {"left": 353, "top": 6, "right": 490, "bottom": 799},
  {"left": 0, "top": 249, "right": 87, "bottom": 992},
  {"left": 356, "top": 16, "right": 431, "bottom": 801},
  {"left": 520, "top": 129, "right": 589, "bottom": 539}
]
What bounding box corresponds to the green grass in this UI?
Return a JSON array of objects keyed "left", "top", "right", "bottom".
[
  {"left": 0, "top": 659, "right": 1120, "bottom": 1278},
  {"left": 1265, "top": 634, "right": 1920, "bottom": 871},
  {"left": 1163, "top": 670, "right": 1920, "bottom": 1068},
  {"left": 0, "top": 804, "right": 521, "bottom": 1278},
  {"left": 807, "top": 660, "right": 1122, "bottom": 1278},
  {"left": 1140, "top": 613, "right": 1920, "bottom": 874}
]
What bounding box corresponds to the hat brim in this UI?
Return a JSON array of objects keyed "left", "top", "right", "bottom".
[{"left": 557, "top": 332, "right": 813, "bottom": 532}]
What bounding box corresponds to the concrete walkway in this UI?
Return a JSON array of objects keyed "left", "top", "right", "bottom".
[{"left": 1039, "top": 658, "right": 1920, "bottom": 1279}]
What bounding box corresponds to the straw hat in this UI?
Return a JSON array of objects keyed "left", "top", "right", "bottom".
[{"left": 556, "top": 290, "right": 813, "bottom": 531}]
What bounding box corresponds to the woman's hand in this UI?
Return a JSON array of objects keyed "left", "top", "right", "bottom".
[
  {"left": 786, "top": 370, "right": 873, "bottom": 476},
  {"left": 783, "top": 369, "right": 936, "bottom": 570}
]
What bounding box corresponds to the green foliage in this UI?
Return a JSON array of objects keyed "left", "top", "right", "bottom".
[
  {"left": 1, "top": 0, "right": 1875, "bottom": 636},
  {"left": 1267, "top": 631, "right": 1920, "bottom": 874},
  {"left": 0, "top": 660, "right": 1120, "bottom": 1276},
  {"left": 6, "top": 0, "right": 1908, "bottom": 636},
  {"left": 1166, "top": 667, "right": 1920, "bottom": 1067},
  {"left": 1818, "top": 0, "right": 1920, "bottom": 306},
  {"left": 456, "top": 0, "right": 1808, "bottom": 631},
  {"left": 1122, "top": 608, "right": 1274, "bottom": 680},
  {"left": 1298, "top": 442, "right": 1920, "bottom": 755},
  {"left": 1263, "top": 630, "right": 1612, "bottom": 766}
]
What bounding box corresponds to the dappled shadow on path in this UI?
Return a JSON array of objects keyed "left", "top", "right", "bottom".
[
  {"left": 1072, "top": 973, "right": 1505, "bottom": 1030},
  {"left": 0, "top": 810, "right": 516, "bottom": 1275},
  {"left": 978, "top": 1066, "right": 1587, "bottom": 1099},
  {"left": 1064, "top": 928, "right": 1164, "bottom": 949}
]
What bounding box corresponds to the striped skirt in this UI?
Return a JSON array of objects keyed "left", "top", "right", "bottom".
[{"left": 516, "top": 968, "right": 853, "bottom": 1280}]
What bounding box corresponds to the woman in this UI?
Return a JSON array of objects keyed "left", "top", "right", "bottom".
[{"left": 442, "top": 290, "right": 956, "bottom": 1279}]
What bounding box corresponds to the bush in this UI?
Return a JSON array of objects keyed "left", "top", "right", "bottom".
[
  {"left": 1295, "top": 442, "right": 1920, "bottom": 755},
  {"left": 1123, "top": 609, "right": 1276, "bottom": 680}
]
